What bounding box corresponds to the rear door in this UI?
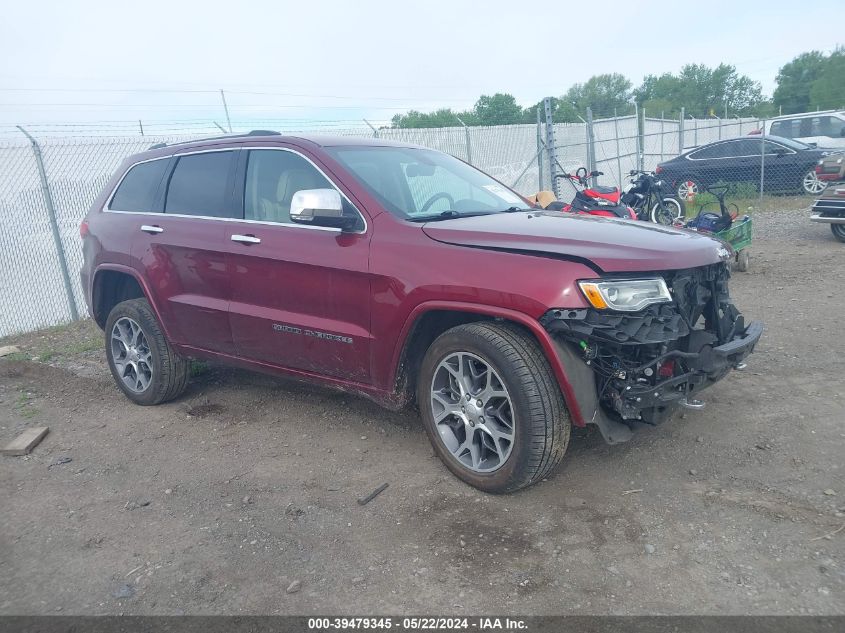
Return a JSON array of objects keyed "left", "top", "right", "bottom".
[
  {"left": 128, "top": 149, "right": 237, "bottom": 354},
  {"left": 224, "top": 147, "right": 372, "bottom": 382}
]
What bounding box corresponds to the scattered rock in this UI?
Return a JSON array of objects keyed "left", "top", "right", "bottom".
[
  {"left": 696, "top": 436, "right": 704, "bottom": 443},
  {"left": 644, "top": 544, "right": 656, "bottom": 554},
  {"left": 112, "top": 584, "right": 135, "bottom": 599},
  {"left": 124, "top": 499, "right": 151, "bottom": 511},
  {"left": 0, "top": 345, "right": 21, "bottom": 357},
  {"left": 286, "top": 580, "right": 302, "bottom": 594},
  {"left": 242, "top": 495, "right": 252, "bottom": 504},
  {"left": 823, "top": 489, "right": 837, "bottom": 496},
  {"left": 689, "top": 469, "right": 697, "bottom": 476},
  {"left": 351, "top": 577, "right": 365, "bottom": 585},
  {"left": 164, "top": 488, "right": 173, "bottom": 495}
]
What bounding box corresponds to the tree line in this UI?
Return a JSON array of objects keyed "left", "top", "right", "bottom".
[{"left": 390, "top": 49, "right": 845, "bottom": 128}]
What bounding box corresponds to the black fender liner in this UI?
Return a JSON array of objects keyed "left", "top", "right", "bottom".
[{"left": 550, "top": 337, "right": 633, "bottom": 445}]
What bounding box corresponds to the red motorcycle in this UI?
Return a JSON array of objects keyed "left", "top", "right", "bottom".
[{"left": 550, "top": 168, "right": 637, "bottom": 219}]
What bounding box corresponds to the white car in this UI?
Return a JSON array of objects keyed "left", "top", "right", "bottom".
[{"left": 751, "top": 110, "right": 845, "bottom": 149}]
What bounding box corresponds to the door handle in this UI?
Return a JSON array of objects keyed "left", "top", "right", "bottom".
[
  {"left": 231, "top": 234, "right": 261, "bottom": 245},
  {"left": 141, "top": 224, "right": 164, "bottom": 234}
]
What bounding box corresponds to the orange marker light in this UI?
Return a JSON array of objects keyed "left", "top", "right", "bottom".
[{"left": 579, "top": 282, "right": 608, "bottom": 310}]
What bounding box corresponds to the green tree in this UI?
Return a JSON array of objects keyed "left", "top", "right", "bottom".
[
  {"left": 773, "top": 51, "right": 827, "bottom": 114},
  {"left": 634, "top": 64, "right": 763, "bottom": 117},
  {"left": 559, "top": 73, "right": 633, "bottom": 119},
  {"left": 809, "top": 49, "right": 845, "bottom": 111},
  {"left": 472, "top": 93, "right": 523, "bottom": 126},
  {"left": 391, "top": 108, "right": 474, "bottom": 128}
]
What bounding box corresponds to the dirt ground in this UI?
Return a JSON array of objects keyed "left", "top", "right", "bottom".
[{"left": 1, "top": 208, "right": 843, "bottom": 616}]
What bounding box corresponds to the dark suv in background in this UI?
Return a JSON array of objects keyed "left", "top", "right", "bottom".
[{"left": 81, "top": 132, "right": 762, "bottom": 492}]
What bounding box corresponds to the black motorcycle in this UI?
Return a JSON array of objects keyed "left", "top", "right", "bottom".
[{"left": 621, "top": 170, "right": 686, "bottom": 225}]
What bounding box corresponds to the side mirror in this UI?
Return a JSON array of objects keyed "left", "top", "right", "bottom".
[{"left": 290, "top": 189, "right": 357, "bottom": 231}]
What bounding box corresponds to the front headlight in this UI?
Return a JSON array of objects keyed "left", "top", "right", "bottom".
[{"left": 578, "top": 278, "right": 672, "bottom": 312}]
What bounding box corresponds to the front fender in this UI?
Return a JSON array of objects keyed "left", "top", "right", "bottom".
[{"left": 390, "top": 300, "right": 589, "bottom": 427}]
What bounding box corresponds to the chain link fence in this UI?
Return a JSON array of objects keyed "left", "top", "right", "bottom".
[{"left": 2, "top": 104, "right": 841, "bottom": 337}]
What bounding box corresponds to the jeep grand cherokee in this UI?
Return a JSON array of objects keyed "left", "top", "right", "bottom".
[{"left": 80, "top": 132, "right": 762, "bottom": 493}]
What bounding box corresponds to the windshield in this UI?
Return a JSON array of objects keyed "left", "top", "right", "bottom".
[
  {"left": 326, "top": 146, "right": 532, "bottom": 220},
  {"left": 771, "top": 136, "right": 812, "bottom": 150}
]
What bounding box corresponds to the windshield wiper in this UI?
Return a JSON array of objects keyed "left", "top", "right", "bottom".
[{"left": 407, "top": 210, "right": 494, "bottom": 223}]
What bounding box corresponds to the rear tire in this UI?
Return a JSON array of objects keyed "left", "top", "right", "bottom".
[
  {"left": 801, "top": 170, "right": 826, "bottom": 196},
  {"left": 832, "top": 223, "right": 845, "bottom": 243},
  {"left": 105, "top": 298, "right": 189, "bottom": 406},
  {"left": 416, "top": 322, "right": 570, "bottom": 493},
  {"left": 650, "top": 197, "right": 684, "bottom": 224},
  {"left": 676, "top": 178, "right": 702, "bottom": 201}
]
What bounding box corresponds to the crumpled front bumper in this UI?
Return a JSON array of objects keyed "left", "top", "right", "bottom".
[{"left": 543, "top": 262, "right": 762, "bottom": 444}]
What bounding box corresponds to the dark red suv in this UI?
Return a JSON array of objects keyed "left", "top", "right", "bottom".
[{"left": 80, "top": 132, "right": 762, "bottom": 492}]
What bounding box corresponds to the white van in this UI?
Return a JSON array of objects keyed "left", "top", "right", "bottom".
[{"left": 752, "top": 111, "right": 845, "bottom": 149}]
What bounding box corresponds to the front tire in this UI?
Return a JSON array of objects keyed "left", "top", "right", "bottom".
[
  {"left": 650, "top": 197, "right": 685, "bottom": 224},
  {"left": 105, "top": 298, "right": 189, "bottom": 405},
  {"left": 417, "top": 322, "right": 570, "bottom": 493},
  {"left": 832, "top": 223, "right": 845, "bottom": 243}
]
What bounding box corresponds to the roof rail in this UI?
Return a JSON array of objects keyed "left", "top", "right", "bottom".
[{"left": 147, "top": 129, "right": 281, "bottom": 151}]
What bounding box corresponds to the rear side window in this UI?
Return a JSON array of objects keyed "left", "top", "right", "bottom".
[
  {"left": 689, "top": 143, "right": 728, "bottom": 159},
  {"left": 165, "top": 151, "right": 234, "bottom": 217},
  {"left": 110, "top": 159, "right": 168, "bottom": 212}
]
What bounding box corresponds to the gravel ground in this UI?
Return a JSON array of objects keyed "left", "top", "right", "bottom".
[{"left": 0, "top": 208, "right": 843, "bottom": 616}]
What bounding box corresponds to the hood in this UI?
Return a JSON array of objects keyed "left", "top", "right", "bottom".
[{"left": 421, "top": 211, "right": 728, "bottom": 273}]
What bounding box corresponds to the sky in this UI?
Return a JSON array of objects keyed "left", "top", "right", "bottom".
[{"left": 0, "top": 0, "right": 842, "bottom": 135}]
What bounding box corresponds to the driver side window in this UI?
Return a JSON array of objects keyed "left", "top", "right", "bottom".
[{"left": 244, "top": 150, "right": 333, "bottom": 224}]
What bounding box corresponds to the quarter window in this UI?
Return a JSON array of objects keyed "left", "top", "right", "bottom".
[
  {"left": 110, "top": 159, "right": 168, "bottom": 212},
  {"left": 165, "top": 151, "right": 235, "bottom": 217}
]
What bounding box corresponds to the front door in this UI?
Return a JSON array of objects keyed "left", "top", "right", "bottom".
[{"left": 225, "top": 148, "right": 372, "bottom": 382}]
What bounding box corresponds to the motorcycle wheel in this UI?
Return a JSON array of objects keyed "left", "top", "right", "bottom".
[{"left": 650, "top": 198, "right": 685, "bottom": 224}]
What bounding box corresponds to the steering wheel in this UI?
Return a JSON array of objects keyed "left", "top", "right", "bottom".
[{"left": 420, "top": 192, "right": 455, "bottom": 213}]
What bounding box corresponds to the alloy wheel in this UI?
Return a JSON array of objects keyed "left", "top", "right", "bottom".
[
  {"left": 429, "top": 352, "right": 514, "bottom": 473},
  {"left": 802, "top": 170, "right": 826, "bottom": 195},
  {"left": 677, "top": 180, "right": 699, "bottom": 200},
  {"left": 110, "top": 317, "right": 153, "bottom": 393}
]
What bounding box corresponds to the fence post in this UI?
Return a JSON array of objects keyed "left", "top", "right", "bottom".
[
  {"left": 364, "top": 119, "right": 379, "bottom": 138},
  {"left": 613, "top": 108, "right": 622, "bottom": 188},
  {"left": 678, "top": 107, "right": 685, "bottom": 152},
  {"left": 455, "top": 116, "right": 473, "bottom": 164},
  {"left": 759, "top": 118, "right": 766, "bottom": 201},
  {"left": 536, "top": 108, "right": 544, "bottom": 191},
  {"left": 660, "top": 111, "right": 665, "bottom": 162},
  {"left": 16, "top": 126, "right": 79, "bottom": 321},
  {"left": 635, "top": 103, "right": 643, "bottom": 171},
  {"left": 219, "top": 89, "right": 233, "bottom": 133},
  {"left": 585, "top": 107, "right": 596, "bottom": 184},
  {"left": 543, "top": 97, "right": 559, "bottom": 197}
]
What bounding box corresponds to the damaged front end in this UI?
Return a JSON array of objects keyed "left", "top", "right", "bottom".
[{"left": 542, "top": 262, "right": 763, "bottom": 443}]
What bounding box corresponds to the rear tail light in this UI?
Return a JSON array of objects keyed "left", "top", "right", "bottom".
[
  {"left": 80, "top": 220, "right": 89, "bottom": 238},
  {"left": 655, "top": 165, "right": 663, "bottom": 174},
  {"left": 815, "top": 164, "right": 823, "bottom": 174},
  {"left": 748, "top": 128, "right": 762, "bottom": 135}
]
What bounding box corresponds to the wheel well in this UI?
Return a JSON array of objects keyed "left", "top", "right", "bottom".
[
  {"left": 394, "top": 310, "right": 544, "bottom": 406},
  {"left": 92, "top": 271, "right": 145, "bottom": 328}
]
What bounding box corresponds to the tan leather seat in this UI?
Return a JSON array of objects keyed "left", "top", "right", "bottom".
[{"left": 258, "top": 168, "right": 329, "bottom": 223}]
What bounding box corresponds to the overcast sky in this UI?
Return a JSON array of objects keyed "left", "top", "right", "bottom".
[{"left": 1, "top": 0, "right": 842, "bottom": 134}]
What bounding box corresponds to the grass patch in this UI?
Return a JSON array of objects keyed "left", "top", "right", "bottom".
[{"left": 14, "top": 390, "right": 39, "bottom": 419}]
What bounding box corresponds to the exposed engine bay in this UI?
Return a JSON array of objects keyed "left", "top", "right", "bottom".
[{"left": 542, "top": 263, "right": 763, "bottom": 427}]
